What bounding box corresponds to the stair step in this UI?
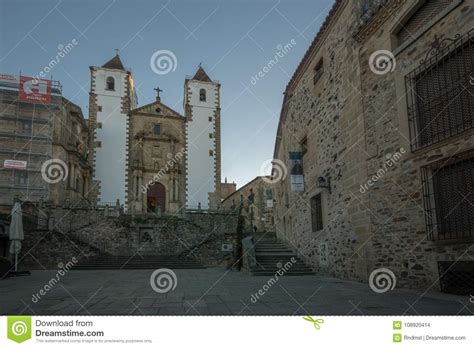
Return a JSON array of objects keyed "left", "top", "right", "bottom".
[
  {"left": 73, "top": 254, "right": 204, "bottom": 270},
  {"left": 250, "top": 271, "right": 315, "bottom": 276},
  {"left": 250, "top": 239, "right": 314, "bottom": 276}
]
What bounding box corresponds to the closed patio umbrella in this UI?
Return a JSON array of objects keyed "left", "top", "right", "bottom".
[{"left": 9, "top": 202, "right": 23, "bottom": 272}]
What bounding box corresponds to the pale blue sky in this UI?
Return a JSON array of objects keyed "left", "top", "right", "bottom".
[{"left": 0, "top": 0, "right": 333, "bottom": 188}]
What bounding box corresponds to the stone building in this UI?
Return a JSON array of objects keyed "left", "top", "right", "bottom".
[
  {"left": 222, "top": 176, "right": 275, "bottom": 234},
  {"left": 88, "top": 54, "right": 138, "bottom": 207},
  {"left": 220, "top": 177, "right": 237, "bottom": 200},
  {"left": 273, "top": 0, "right": 473, "bottom": 291},
  {"left": 50, "top": 98, "right": 95, "bottom": 206},
  {"left": 127, "top": 91, "right": 186, "bottom": 213},
  {"left": 0, "top": 74, "right": 95, "bottom": 209}
]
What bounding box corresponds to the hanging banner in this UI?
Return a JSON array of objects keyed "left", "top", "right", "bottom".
[
  {"left": 289, "top": 152, "right": 304, "bottom": 192},
  {"left": 19, "top": 76, "right": 52, "bottom": 104}
]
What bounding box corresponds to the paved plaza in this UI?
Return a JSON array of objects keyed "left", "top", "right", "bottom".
[{"left": 0, "top": 269, "right": 471, "bottom": 315}]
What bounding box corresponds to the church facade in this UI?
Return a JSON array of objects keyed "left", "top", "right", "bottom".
[
  {"left": 128, "top": 92, "right": 186, "bottom": 213},
  {"left": 89, "top": 54, "right": 221, "bottom": 213}
]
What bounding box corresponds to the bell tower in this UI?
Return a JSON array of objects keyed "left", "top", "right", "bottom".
[
  {"left": 184, "top": 66, "right": 221, "bottom": 209},
  {"left": 89, "top": 53, "right": 137, "bottom": 207}
]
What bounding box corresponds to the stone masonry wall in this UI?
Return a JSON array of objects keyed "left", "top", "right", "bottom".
[
  {"left": 274, "top": 0, "right": 474, "bottom": 289},
  {"left": 357, "top": 0, "right": 474, "bottom": 288},
  {"left": 274, "top": 1, "right": 372, "bottom": 282}
]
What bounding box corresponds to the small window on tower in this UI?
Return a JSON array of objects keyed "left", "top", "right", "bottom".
[
  {"left": 208, "top": 116, "right": 212, "bottom": 122},
  {"left": 153, "top": 124, "right": 161, "bottom": 135},
  {"left": 209, "top": 150, "right": 214, "bottom": 156},
  {"left": 98, "top": 105, "right": 102, "bottom": 112},
  {"left": 199, "top": 88, "right": 206, "bottom": 102},
  {"left": 209, "top": 133, "right": 213, "bottom": 139},
  {"left": 106, "top": 77, "right": 115, "bottom": 91}
]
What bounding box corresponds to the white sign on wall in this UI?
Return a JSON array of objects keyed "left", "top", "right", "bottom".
[{"left": 3, "top": 160, "right": 27, "bottom": 170}]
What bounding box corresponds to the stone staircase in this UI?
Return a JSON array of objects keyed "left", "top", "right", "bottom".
[
  {"left": 72, "top": 254, "right": 205, "bottom": 270},
  {"left": 251, "top": 238, "right": 315, "bottom": 276}
]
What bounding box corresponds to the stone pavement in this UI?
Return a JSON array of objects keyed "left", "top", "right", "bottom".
[{"left": 0, "top": 269, "right": 471, "bottom": 315}]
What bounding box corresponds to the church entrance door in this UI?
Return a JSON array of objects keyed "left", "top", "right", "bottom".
[{"left": 147, "top": 182, "right": 166, "bottom": 213}]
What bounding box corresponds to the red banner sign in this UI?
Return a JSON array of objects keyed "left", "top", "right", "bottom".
[{"left": 19, "top": 76, "right": 52, "bottom": 104}]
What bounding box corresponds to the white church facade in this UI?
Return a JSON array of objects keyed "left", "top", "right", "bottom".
[{"left": 89, "top": 54, "right": 221, "bottom": 211}]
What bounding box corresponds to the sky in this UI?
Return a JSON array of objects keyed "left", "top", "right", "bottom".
[{"left": 0, "top": 0, "right": 334, "bottom": 188}]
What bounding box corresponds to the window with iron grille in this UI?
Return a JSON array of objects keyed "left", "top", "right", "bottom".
[
  {"left": 421, "top": 149, "right": 474, "bottom": 241},
  {"left": 406, "top": 29, "right": 474, "bottom": 151},
  {"left": 310, "top": 193, "right": 323, "bottom": 231},
  {"left": 396, "top": 0, "right": 454, "bottom": 47},
  {"left": 15, "top": 171, "right": 28, "bottom": 186}
]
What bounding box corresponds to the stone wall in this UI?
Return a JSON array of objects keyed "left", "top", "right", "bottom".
[
  {"left": 46, "top": 206, "right": 106, "bottom": 234},
  {"left": 356, "top": 0, "right": 474, "bottom": 288},
  {"left": 124, "top": 211, "right": 240, "bottom": 267},
  {"left": 30, "top": 210, "right": 241, "bottom": 268},
  {"left": 19, "top": 229, "right": 98, "bottom": 270},
  {"left": 274, "top": 1, "right": 370, "bottom": 282},
  {"left": 273, "top": 0, "right": 474, "bottom": 289}
]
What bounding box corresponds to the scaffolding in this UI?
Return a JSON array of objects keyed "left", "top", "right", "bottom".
[{"left": 0, "top": 74, "right": 62, "bottom": 206}]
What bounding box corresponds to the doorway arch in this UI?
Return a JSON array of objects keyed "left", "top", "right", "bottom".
[{"left": 147, "top": 182, "right": 166, "bottom": 213}]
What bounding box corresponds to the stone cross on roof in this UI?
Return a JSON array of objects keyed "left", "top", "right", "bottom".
[{"left": 154, "top": 86, "right": 163, "bottom": 101}]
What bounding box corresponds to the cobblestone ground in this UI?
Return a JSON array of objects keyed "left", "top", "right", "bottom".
[{"left": 0, "top": 269, "right": 471, "bottom": 315}]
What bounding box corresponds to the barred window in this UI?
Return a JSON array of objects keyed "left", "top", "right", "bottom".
[
  {"left": 406, "top": 29, "right": 474, "bottom": 151},
  {"left": 15, "top": 171, "right": 28, "bottom": 186},
  {"left": 310, "top": 193, "right": 323, "bottom": 232},
  {"left": 396, "top": 0, "right": 454, "bottom": 46},
  {"left": 421, "top": 150, "right": 474, "bottom": 241}
]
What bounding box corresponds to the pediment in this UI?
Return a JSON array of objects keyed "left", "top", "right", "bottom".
[{"left": 131, "top": 100, "right": 183, "bottom": 118}]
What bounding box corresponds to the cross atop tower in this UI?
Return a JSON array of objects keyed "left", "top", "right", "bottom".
[
  {"left": 154, "top": 86, "right": 163, "bottom": 101},
  {"left": 114, "top": 48, "right": 120, "bottom": 56}
]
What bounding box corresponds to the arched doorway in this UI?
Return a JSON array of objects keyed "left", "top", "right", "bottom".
[{"left": 147, "top": 182, "right": 166, "bottom": 213}]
